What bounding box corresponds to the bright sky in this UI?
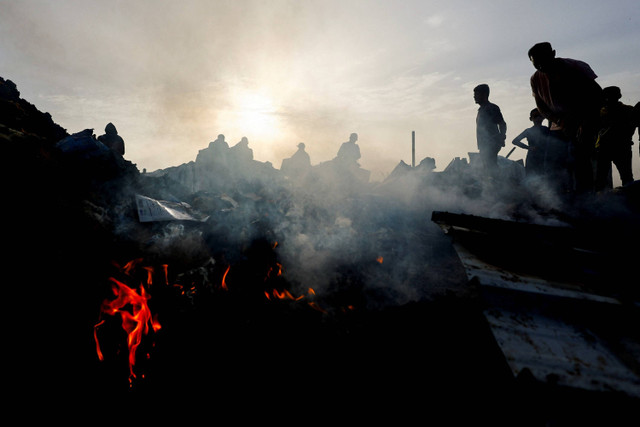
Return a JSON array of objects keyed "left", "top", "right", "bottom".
[{"left": 2, "top": 0, "right": 639, "bottom": 182}]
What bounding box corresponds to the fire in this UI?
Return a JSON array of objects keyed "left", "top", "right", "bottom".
[
  {"left": 307, "top": 302, "right": 328, "bottom": 313},
  {"left": 263, "top": 286, "right": 329, "bottom": 312},
  {"left": 162, "top": 264, "right": 169, "bottom": 285},
  {"left": 266, "top": 288, "right": 303, "bottom": 301},
  {"left": 221, "top": 265, "right": 231, "bottom": 290},
  {"left": 265, "top": 262, "right": 283, "bottom": 281},
  {"left": 143, "top": 266, "right": 154, "bottom": 285},
  {"left": 120, "top": 258, "right": 143, "bottom": 275},
  {"left": 94, "top": 262, "right": 162, "bottom": 384}
]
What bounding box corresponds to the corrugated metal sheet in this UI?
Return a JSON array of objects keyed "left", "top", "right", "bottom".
[
  {"left": 485, "top": 302, "right": 640, "bottom": 397},
  {"left": 433, "top": 211, "right": 640, "bottom": 398}
]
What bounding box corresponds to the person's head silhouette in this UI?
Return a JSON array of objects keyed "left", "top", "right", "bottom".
[
  {"left": 473, "top": 84, "right": 490, "bottom": 105},
  {"left": 528, "top": 42, "right": 556, "bottom": 72}
]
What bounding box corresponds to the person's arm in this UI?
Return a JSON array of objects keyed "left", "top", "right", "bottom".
[
  {"left": 494, "top": 106, "right": 507, "bottom": 144},
  {"left": 511, "top": 128, "right": 529, "bottom": 149},
  {"left": 499, "top": 117, "right": 507, "bottom": 141},
  {"left": 531, "top": 75, "right": 559, "bottom": 125}
]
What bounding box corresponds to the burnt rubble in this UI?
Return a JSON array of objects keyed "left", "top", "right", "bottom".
[{"left": 5, "top": 76, "right": 639, "bottom": 422}]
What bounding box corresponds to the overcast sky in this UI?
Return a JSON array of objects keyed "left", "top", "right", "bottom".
[{"left": 2, "top": 0, "right": 639, "bottom": 181}]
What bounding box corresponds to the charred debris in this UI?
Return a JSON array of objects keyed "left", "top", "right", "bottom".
[{"left": 4, "top": 76, "right": 640, "bottom": 422}]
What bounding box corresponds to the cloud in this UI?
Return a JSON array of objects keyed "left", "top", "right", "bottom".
[{"left": 425, "top": 14, "right": 446, "bottom": 28}]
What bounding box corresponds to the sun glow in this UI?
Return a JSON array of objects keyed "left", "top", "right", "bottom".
[{"left": 224, "top": 90, "right": 282, "bottom": 140}]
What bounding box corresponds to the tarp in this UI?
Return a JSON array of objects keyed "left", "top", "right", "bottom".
[{"left": 135, "top": 194, "right": 209, "bottom": 222}]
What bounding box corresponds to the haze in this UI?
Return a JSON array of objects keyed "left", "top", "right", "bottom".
[{"left": 2, "top": 0, "right": 639, "bottom": 183}]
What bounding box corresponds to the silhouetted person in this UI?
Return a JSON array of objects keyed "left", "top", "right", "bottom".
[
  {"left": 474, "top": 84, "right": 507, "bottom": 176},
  {"left": 528, "top": 42, "right": 603, "bottom": 194},
  {"left": 512, "top": 108, "right": 548, "bottom": 176},
  {"left": 209, "top": 134, "right": 229, "bottom": 151},
  {"left": 281, "top": 142, "right": 311, "bottom": 179},
  {"left": 209, "top": 134, "right": 230, "bottom": 163},
  {"left": 196, "top": 133, "right": 230, "bottom": 170},
  {"left": 336, "top": 133, "right": 361, "bottom": 166},
  {"left": 229, "top": 136, "right": 253, "bottom": 164},
  {"left": 293, "top": 142, "right": 310, "bottom": 165},
  {"left": 594, "top": 86, "right": 637, "bottom": 190},
  {"left": 98, "top": 122, "right": 125, "bottom": 156}
]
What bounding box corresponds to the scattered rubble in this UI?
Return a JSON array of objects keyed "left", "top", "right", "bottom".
[{"left": 5, "top": 76, "right": 639, "bottom": 422}]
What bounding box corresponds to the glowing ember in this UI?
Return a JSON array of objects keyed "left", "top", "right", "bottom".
[
  {"left": 260, "top": 261, "right": 333, "bottom": 312},
  {"left": 263, "top": 286, "right": 330, "bottom": 312},
  {"left": 161, "top": 264, "right": 169, "bottom": 285},
  {"left": 94, "top": 264, "right": 161, "bottom": 384},
  {"left": 265, "top": 262, "right": 283, "bottom": 281},
  {"left": 267, "top": 288, "right": 303, "bottom": 301},
  {"left": 222, "top": 265, "right": 231, "bottom": 290},
  {"left": 308, "top": 302, "right": 328, "bottom": 313}
]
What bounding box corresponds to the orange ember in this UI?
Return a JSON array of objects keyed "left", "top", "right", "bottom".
[{"left": 222, "top": 265, "right": 231, "bottom": 290}]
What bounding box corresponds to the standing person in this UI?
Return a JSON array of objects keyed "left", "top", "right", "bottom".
[
  {"left": 474, "top": 84, "right": 507, "bottom": 176},
  {"left": 98, "top": 122, "right": 125, "bottom": 156},
  {"left": 594, "top": 86, "right": 637, "bottom": 190},
  {"left": 511, "top": 108, "right": 548, "bottom": 177},
  {"left": 528, "top": 42, "right": 603, "bottom": 194}
]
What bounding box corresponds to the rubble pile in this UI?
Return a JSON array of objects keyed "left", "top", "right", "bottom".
[
  {"left": 5, "top": 76, "right": 639, "bottom": 421},
  {"left": 3, "top": 76, "right": 477, "bottom": 406}
]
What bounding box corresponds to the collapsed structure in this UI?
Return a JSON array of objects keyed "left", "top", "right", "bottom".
[{"left": 4, "top": 76, "right": 639, "bottom": 422}]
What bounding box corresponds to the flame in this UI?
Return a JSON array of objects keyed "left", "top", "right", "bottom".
[
  {"left": 265, "top": 262, "right": 283, "bottom": 281},
  {"left": 376, "top": 256, "right": 384, "bottom": 264},
  {"left": 308, "top": 302, "right": 328, "bottom": 313},
  {"left": 94, "top": 320, "right": 105, "bottom": 361},
  {"left": 264, "top": 286, "right": 330, "bottom": 313},
  {"left": 120, "top": 258, "right": 143, "bottom": 275},
  {"left": 143, "top": 266, "right": 154, "bottom": 286},
  {"left": 270, "top": 288, "right": 304, "bottom": 301},
  {"left": 162, "top": 264, "right": 169, "bottom": 285},
  {"left": 222, "top": 265, "right": 231, "bottom": 290},
  {"left": 94, "top": 262, "right": 162, "bottom": 383}
]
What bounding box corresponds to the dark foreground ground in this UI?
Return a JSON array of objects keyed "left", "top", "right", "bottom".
[{"left": 13, "top": 195, "right": 639, "bottom": 425}]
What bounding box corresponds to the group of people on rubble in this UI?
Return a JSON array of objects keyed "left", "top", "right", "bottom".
[
  {"left": 100, "top": 41, "right": 638, "bottom": 197},
  {"left": 280, "top": 132, "right": 365, "bottom": 181},
  {"left": 474, "top": 41, "right": 640, "bottom": 194},
  {"left": 203, "top": 134, "right": 255, "bottom": 166}
]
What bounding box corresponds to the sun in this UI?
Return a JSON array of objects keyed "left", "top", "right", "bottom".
[
  {"left": 212, "top": 86, "right": 288, "bottom": 165},
  {"left": 231, "top": 90, "right": 281, "bottom": 140}
]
